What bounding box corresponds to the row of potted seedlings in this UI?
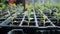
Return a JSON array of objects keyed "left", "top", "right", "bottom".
[
  {"left": 2, "top": 4, "right": 24, "bottom": 26},
  {"left": 1, "top": 2, "right": 54, "bottom": 27},
  {"left": 43, "top": 1, "right": 60, "bottom": 26},
  {"left": 0, "top": 3, "right": 8, "bottom": 24},
  {"left": 0, "top": 0, "right": 60, "bottom": 27},
  {"left": 0, "top": 3, "right": 23, "bottom": 25}
]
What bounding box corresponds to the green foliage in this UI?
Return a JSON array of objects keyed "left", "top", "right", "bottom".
[
  {"left": 50, "top": 3, "right": 60, "bottom": 10},
  {"left": 0, "top": 0, "right": 5, "bottom": 3},
  {"left": 35, "top": 2, "right": 44, "bottom": 11},
  {"left": 56, "top": 3, "right": 60, "bottom": 10},
  {"left": 48, "top": 9, "right": 52, "bottom": 14},
  {"left": 10, "top": 16, "right": 15, "bottom": 24},
  {"left": 0, "top": 3, "right": 5, "bottom": 10},
  {"left": 18, "top": 4, "right": 24, "bottom": 13},
  {"left": 0, "top": 3, "right": 6, "bottom": 15},
  {"left": 38, "top": 2, "right": 44, "bottom": 11},
  {"left": 53, "top": 12, "right": 60, "bottom": 19},
  {"left": 26, "top": 3, "right": 32, "bottom": 10},
  {"left": 9, "top": 4, "right": 17, "bottom": 13},
  {"left": 53, "top": 12, "right": 60, "bottom": 23},
  {"left": 44, "top": 0, "right": 50, "bottom": 9},
  {"left": 8, "top": 4, "right": 17, "bottom": 24},
  {"left": 25, "top": 3, "right": 33, "bottom": 25},
  {"left": 42, "top": 15, "right": 47, "bottom": 26},
  {"left": 35, "top": 2, "right": 44, "bottom": 14},
  {"left": 42, "top": 15, "right": 46, "bottom": 19},
  {"left": 10, "top": 10, "right": 16, "bottom": 24},
  {"left": 28, "top": 9, "right": 31, "bottom": 25},
  {"left": 11, "top": 10, "right": 17, "bottom": 13},
  {"left": 35, "top": 3, "right": 38, "bottom": 9}
]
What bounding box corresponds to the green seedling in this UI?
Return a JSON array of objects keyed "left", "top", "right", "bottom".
[
  {"left": 26, "top": 3, "right": 32, "bottom": 26},
  {"left": 54, "top": 12, "right": 60, "bottom": 24},
  {"left": 8, "top": 4, "right": 17, "bottom": 25},
  {"left": 44, "top": 0, "right": 50, "bottom": 9},
  {"left": 11, "top": 10, "right": 17, "bottom": 25},
  {"left": 48, "top": 9, "right": 52, "bottom": 16},
  {"left": 11, "top": 16, "right": 15, "bottom": 25},
  {"left": 10, "top": 10, "right": 17, "bottom": 25},
  {"left": 18, "top": 4, "right": 24, "bottom": 13},
  {"left": 35, "top": 2, "right": 45, "bottom": 26},
  {"left": 0, "top": 3, "right": 5, "bottom": 16},
  {"left": 35, "top": 2, "right": 44, "bottom": 14},
  {"left": 42, "top": 15, "right": 46, "bottom": 26}
]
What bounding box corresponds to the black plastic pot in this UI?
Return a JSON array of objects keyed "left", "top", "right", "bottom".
[{"left": 0, "top": 8, "right": 60, "bottom": 34}]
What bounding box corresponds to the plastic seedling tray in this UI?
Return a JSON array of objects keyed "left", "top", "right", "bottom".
[
  {"left": 1, "top": 8, "right": 59, "bottom": 27},
  {"left": 0, "top": 10, "right": 55, "bottom": 27},
  {"left": 0, "top": 0, "right": 60, "bottom": 34},
  {"left": 0, "top": 11, "right": 9, "bottom": 24},
  {"left": 43, "top": 12, "right": 60, "bottom": 27},
  {"left": 7, "top": 18, "right": 22, "bottom": 26},
  {"left": 0, "top": 11, "right": 19, "bottom": 25}
]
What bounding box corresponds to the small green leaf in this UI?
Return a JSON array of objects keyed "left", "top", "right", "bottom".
[
  {"left": 12, "top": 10, "right": 17, "bottom": 13},
  {"left": 42, "top": 15, "right": 46, "bottom": 19}
]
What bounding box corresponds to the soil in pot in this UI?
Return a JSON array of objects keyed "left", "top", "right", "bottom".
[
  {"left": 38, "top": 22, "right": 44, "bottom": 26},
  {"left": 45, "top": 22, "right": 52, "bottom": 26},
  {"left": 36, "top": 14, "right": 43, "bottom": 18},
  {"left": 43, "top": 11, "right": 51, "bottom": 16},
  {"left": 29, "top": 21, "right": 35, "bottom": 26},
  {"left": 22, "top": 21, "right": 28, "bottom": 26},
  {"left": 17, "top": 14, "right": 24, "bottom": 18},
  {"left": 30, "top": 14, "right": 34, "bottom": 18},
  {"left": 8, "top": 21, "right": 20, "bottom": 26},
  {"left": 8, "top": 18, "right": 21, "bottom": 26},
  {"left": 38, "top": 21, "right": 44, "bottom": 26},
  {"left": 55, "top": 19, "right": 60, "bottom": 26}
]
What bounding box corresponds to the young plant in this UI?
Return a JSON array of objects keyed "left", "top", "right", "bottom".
[
  {"left": 55, "top": 3, "right": 60, "bottom": 11},
  {"left": 8, "top": 4, "right": 17, "bottom": 25},
  {"left": 18, "top": 4, "right": 24, "bottom": 13},
  {"left": 25, "top": 3, "right": 32, "bottom": 26},
  {"left": 11, "top": 9, "right": 17, "bottom": 25},
  {"left": 11, "top": 16, "right": 15, "bottom": 25},
  {"left": 44, "top": 0, "right": 50, "bottom": 9},
  {"left": 58, "top": 3, "right": 60, "bottom": 10},
  {"left": 35, "top": 3, "right": 46, "bottom": 26},
  {"left": 48, "top": 9, "right": 52, "bottom": 16},
  {"left": 54, "top": 12, "right": 60, "bottom": 24},
  {"left": 35, "top": 2, "right": 45, "bottom": 26},
  {"left": 0, "top": 3, "right": 5, "bottom": 16},
  {"left": 0, "top": 7, "right": 2, "bottom": 16},
  {"left": 42, "top": 15, "right": 46, "bottom": 26},
  {"left": 35, "top": 2, "right": 44, "bottom": 14}
]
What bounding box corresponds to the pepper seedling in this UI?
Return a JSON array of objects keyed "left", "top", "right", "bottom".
[
  {"left": 8, "top": 4, "right": 17, "bottom": 25},
  {"left": 35, "top": 2, "right": 45, "bottom": 26},
  {"left": 18, "top": 4, "right": 24, "bottom": 13},
  {"left": 11, "top": 9, "right": 17, "bottom": 25},
  {"left": 44, "top": 0, "right": 51, "bottom": 9},
  {"left": 0, "top": 3, "right": 5, "bottom": 16},
  {"left": 42, "top": 15, "right": 47, "bottom": 26},
  {"left": 36, "top": 2, "right": 44, "bottom": 14},
  {"left": 54, "top": 12, "right": 60, "bottom": 24},
  {"left": 25, "top": 3, "right": 32, "bottom": 26}
]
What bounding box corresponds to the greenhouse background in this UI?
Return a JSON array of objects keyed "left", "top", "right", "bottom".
[{"left": 0, "top": 0, "right": 60, "bottom": 34}]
